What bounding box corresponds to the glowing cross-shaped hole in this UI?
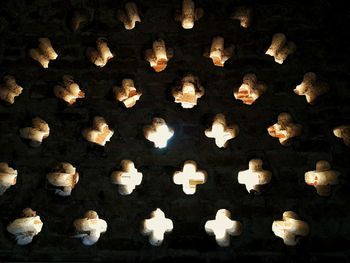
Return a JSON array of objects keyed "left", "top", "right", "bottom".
[
  {"left": 173, "top": 160, "right": 207, "bottom": 195},
  {"left": 205, "top": 114, "right": 239, "bottom": 148},
  {"left": 111, "top": 160, "right": 143, "bottom": 195},
  {"left": 237, "top": 159, "right": 272, "bottom": 194},
  {"left": 204, "top": 209, "right": 242, "bottom": 247},
  {"left": 141, "top": 208, "right": 173, "bottom": 246},
  {"left": 143, "top": 118, "right": 174, "bottom": 148},
  {"left": 272, "top": 211, "right": 309, "bottom": 246}
]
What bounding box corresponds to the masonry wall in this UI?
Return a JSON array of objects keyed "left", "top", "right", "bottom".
[{"left": 0, "top": 0, "right": 349, "bottom": 262}]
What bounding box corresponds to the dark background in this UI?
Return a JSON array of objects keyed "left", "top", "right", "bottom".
[{"left": 0, "top": 0, "right": 350, "bottom": 262}]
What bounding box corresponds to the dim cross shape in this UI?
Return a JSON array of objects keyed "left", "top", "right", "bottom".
[
  {"left": 29, "top": 38, "right": 58, "bottom": 68},
  {"left": 46, "top": 162, "right": 79, "bottom": 196},
  {"left": 145, "top": 39, "right": 174, "bottom": 72},
  {"left": 73, "top": 211, "right": 107, "bottom": 246},
  {"left": 117, "top": 2, "right": 141, "bottom": 30},
  {"left": 19, "top": 117, "right": 50, "bottom": 147},
  {"left": 173, "top": 160, "right": 207, "bottom": 195},
  {"left": 238, "top": 159, "right": 272, "bottom": 194},
  {"left": 0, "top": 162, "right": 17, "bottom": 196},
  {"left": 110, "top": 160, "right": 143, "bottom": 195},
  {"left": 174, "top": 0, "right": 203, "bottom": 29},
  {"left": 205, "top": 209, "right": 242, "bottom": 247},
  {"left": 172, "top": 74, "right": 205, "bottom": 108},
  {"left": 82, "top": 116, "right": 114, "bottom": 146},
  {"left": 265, "top": 33, "right": 296, "bottom": 64},
  {"left": 305, "top": 161, "right": 339, "bottom": 196},
  {"left": 87, "top": 38, "right": 114, "bottom": 67},
  {"left": 267, "top": 113, "right": 302, "bottom": 146},
  {"left": 333, "top": 124, "right": 350, "bottom": 147},
  {"left": 204, "top": 36, "right": 234, "bottom": 67},
  {"left": 205, "top": 114, "right": 239, "bottom": 148},
  {"left": 294, "top": 72, "right": 329, "bottom": 104},
  {"left": 54, "top": 75, "right": 85, "bottom": 105},
  {"left": 272, "top": 211, "right": 309, "bottom": 246},
  {"left": 71, "top": 9, "right": 90, "bottom": 31},
  {"left": 143, "top": 118, "right": 174, "bottom": 148},
  {"left": 113, "top": 79, "right": 142, "bottom": 108},
  {"left": 141, "top": 208, "right": 173, "bottom": 246},
  {"left": 7, "top": 208, "right": 43, "bottom": 245},
  {"left": 0, "top": 75, "right": 23, "bottom": 104},
  {"left": 231, "top": 6, "right": 252, "bottom": 28},
  {"left": 234, "top": 73, "right": 267, "bottom": 105}
]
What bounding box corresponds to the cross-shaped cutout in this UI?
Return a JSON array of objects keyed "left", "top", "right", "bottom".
[
  {"left": 272, "top": 211, "right": 309, "bottom": 246},
  {"left": 305, "top": 160, "right": 339, "bottom": 196},
  {"left": 82, "top": 116, "right": 114, "bottom": 146},
  {"left": 111, "top": 160, "right": 143, "bottom": 195},
  {"left": 173, "top": 160, "right": 207, "bottom": 195},
  {"left": 267, "top": 113, "right": 302, "bottom": 145},
  {"left": 205, "top": 209, "right": 242, "bottom": 247},
  {"left": 238, "top": 159, "right": 271, "bottom": 193},
  {"left": 234, "top": 73, "right": 267, "bottom": 105},
  {"left": 143, "top": 118, "right": 174, "bottom": 148},
  {"left": 205, "top": 114, "right": 239, "bottom": 148},
  {"left": 141, "top": 208, "right": 173, "bottom": 246},
  {"left": 73, "top": 210, "right": 107, "bottom": 246}
]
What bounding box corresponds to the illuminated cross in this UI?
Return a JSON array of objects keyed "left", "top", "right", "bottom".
[
  {"left": 267, "top": 113, "right": 302, "bottom": 145},
  {"left": 142, "top": 208, "right": 173, "bottom": 246},
  {"left": 173, "top": 160, "right": 207, "bottom": 195},
  {"left": 304, "top": 160, "right": 339, "bottom": 196},
  {"left": 205, "top": 209, "right": 242, "bottom": 247},
  {"left": 238, "top": 159, "right": 271, "bottom": 193},
  {"left": 111, "top": 160, "right": 143, "bottom": 195},
  {"left": 272, "top": 211, "right": 309, "bottom": 246},
  {"left": 205, "top": 114, "right": 239, "bottom": 148},
  {"left": 143, "top": 118, "right": 174, "bottom": 148}
]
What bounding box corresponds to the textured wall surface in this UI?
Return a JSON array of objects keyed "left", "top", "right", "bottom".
[{"left": 0, "top": 0, "right": 350, "bottom": 262}]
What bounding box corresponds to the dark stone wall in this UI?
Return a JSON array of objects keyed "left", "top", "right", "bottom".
[{"left": 0, "top": 0, "right": 349, "bottom": 262}]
